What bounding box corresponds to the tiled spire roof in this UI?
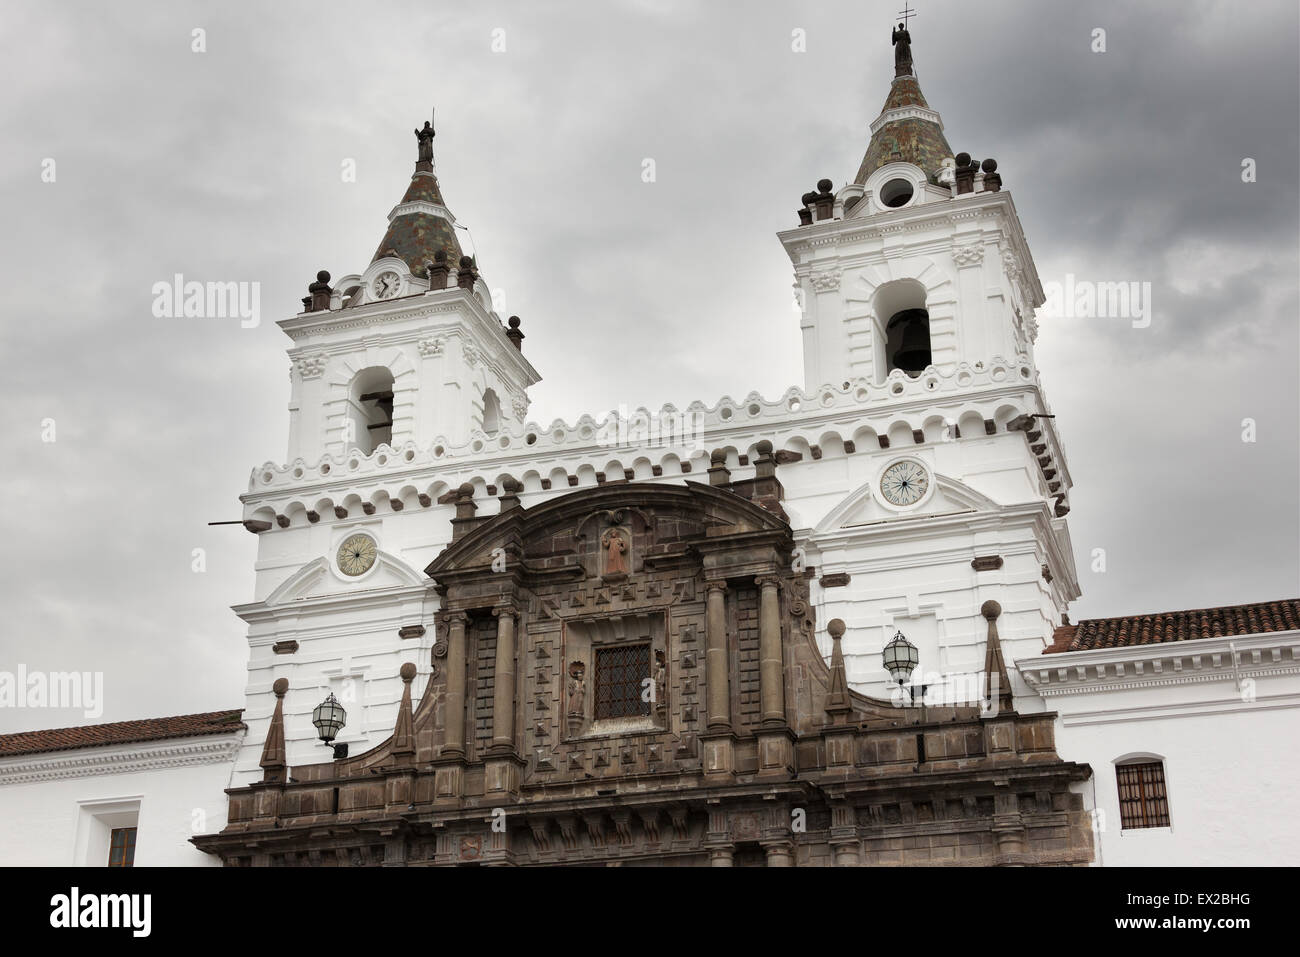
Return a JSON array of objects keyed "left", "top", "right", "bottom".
[
  {"left": 371, "top": 122, "right": 464, "bottom": 277},
  {"left": 1044, "top": 599, "right": 1300, "bottom": 654},
  {"left": 854, "top": 45, "right": 953, "bottom": 186}
]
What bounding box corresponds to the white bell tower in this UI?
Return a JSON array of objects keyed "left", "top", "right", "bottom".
[
  {"left": 784, "top": 70, "right": 1043, "bottom": 394},
  {"left": 280, "top": 121, "right": 540, "bottom": 468},
  {"left": 777, "top": 25, "right": 1079, "bottom": 699}
]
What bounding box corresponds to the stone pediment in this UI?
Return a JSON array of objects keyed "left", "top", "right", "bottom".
[
  {"left": 425, "top": 481, "right": 791, "bottom": 584},
  {"left": 815, "top": 474, "right": 998, "bottom": 534},
  {"left": 264, "top": 552, "right": 425, "bottom": 606}
]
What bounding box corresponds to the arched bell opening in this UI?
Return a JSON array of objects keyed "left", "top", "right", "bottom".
[
  {"left": 348, "top": 366, "right": 395, "bottom": 453},
  {"left": 873, "top": 279, "right": 932, "bottom": 378},
  {"left": 886, "top": 308, "right": 932, "bottom": 375}
]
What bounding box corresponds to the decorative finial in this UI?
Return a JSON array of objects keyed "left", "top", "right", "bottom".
[{"left": 892, "top": 4, "right": 915, "bottom": 78}]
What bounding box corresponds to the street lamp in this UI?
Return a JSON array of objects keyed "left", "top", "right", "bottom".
[
  {"left": 312, "top": 692, "right": 349, "bottom": 759},
  {"left": 882, "top": 629, "right": 927, "bottom": 711}
]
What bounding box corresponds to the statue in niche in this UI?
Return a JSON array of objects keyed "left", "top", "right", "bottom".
[
  {"left": 601, "top": 527, "right": 629, "bottom": 579},
  {"left": 566, "top": 661, "right": 586, "bottom": 716},
  {"left": 653, "top": 650, "right": 666, "bottom": 713}
]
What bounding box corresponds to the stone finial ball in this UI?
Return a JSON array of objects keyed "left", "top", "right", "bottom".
[
  {"left": 801, "top": 191, "right": 817, "bottom": 205},
  {"left": 399, "top": 662, "right": 417, "bottom": 681},
  {"left": 756, "top": 439, "right": 773, "bottom": 455},
  {"left": 508, "top": 315, "right": 521, "bottom": 328},
  {"left": 981, "top": 158, "right": 997, "bottom": 173},
  {"left": 503, "top": 477, "right": 519, "bottom": 493},
  {"left": 817, "top": 178, "right": 833, "bottom": 193},
  {"left": 955, "top": 152, "right": 971, "bottom": 167},
  {"left": 981, "top": 599, "right": 1002, "bottom": 620},
  {"left": 459, "top": 255, "right": 474, "bottom": 269},
  {"left": 316, "top": 270, "right": 331, "bottom": 283},
  {"left": 434, "top": 249, "right": 447, "bottom": 262},
  {"left": 710, "top": 449, "right": 727, "bottom": 466},
  {"left": 272, "top": 677, "right": 289, "bottom": 696},
  {"left": 457, "top": 482, "right": 475, "bottom": 497},
  {"left": 828, "top": 618, "right": 846, "bottom": 638}
]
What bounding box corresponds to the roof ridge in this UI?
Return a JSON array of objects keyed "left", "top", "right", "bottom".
[{"left": 1045, "top": 598, "right": 1300, "bottom": 654}]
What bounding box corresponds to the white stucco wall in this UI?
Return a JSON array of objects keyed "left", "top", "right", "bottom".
[
  {"left": 0, "top": 733, "right": 241, "bottom": 867},
  {"left": 1016, "top": 632, "right": 1300, "bottom": 867}
]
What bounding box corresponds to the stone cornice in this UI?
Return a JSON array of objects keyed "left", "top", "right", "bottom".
[
  {"left": 1015, "top": 631, "right": 1300, "bottom": 697},
  {"left": 234, "top": 579, "right": 434, "bottom": 624},
  {"left": 278, "top": 288, "right": 540, "bottom": 387},
  {"left": 387, "top": 200, "right": 456, "bottom": 223},
  {"left": 869, "top": 104, "right": 945, "bottom": 135},
  {"left": 0, "top": 733, "right": 244, "bottom": 786}
]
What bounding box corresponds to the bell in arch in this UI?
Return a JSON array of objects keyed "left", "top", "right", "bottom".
[{"left": 887, "top": 308, "right": 932, "bottom": 375}]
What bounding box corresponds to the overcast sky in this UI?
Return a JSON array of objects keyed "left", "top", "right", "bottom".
[{"left": 2, "top": 0, "right": 1297, "bottom": 733}]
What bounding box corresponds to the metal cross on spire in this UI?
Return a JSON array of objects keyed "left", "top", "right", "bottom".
[{"left": 897, "top": 2, "right": 916, "bottom": 28}]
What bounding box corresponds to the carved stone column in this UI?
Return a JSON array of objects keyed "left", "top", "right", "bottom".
[
  {"left": 763, "top": 840, "right": 795, "bottom": 867},
  {"left": 485, "top": 605, "right": 524, "bottom": 795},
  {"left": 992, "top": 787, "right": 1027, "bottom": 865},
  {"left": 709, "top": 847, "right": 735, "bottom": 867},
  {"left": 829, "top": 802, "right": 861, "bottom": 866},
  {"left": 491, "top": 606, "right": 518, "bottom": 750},
  {"left": 442, "top": 612, "right": 468, "bottom": 757},
  {"left": 756, "top": 575, "right": 785, "bottom": 724},
  {"left": 704, "top": 580, "right": 731, "bottom": 731}
]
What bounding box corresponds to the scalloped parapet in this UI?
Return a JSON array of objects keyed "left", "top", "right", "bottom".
[{"left": 241, "top": 357, "right": 1069, "bottom": 520}]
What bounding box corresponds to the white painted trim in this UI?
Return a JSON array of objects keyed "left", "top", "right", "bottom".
[{"left": 0, "top": 733, "right": 244, "bottom": 786}]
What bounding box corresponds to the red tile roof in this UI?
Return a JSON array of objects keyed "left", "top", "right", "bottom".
[
  {"left": 1045, "top": 599, "right": 1300, "bottom": 654},
  {"left": 0, "top": 710, "right": 245, "bottom": 758}
]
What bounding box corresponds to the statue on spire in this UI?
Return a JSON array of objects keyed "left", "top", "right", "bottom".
[
  {"left": 414, "top": 120, "right": 436, "bottom": 163},
  {"left": 892, "top": 22, "right": 913, "bottom": 77}
]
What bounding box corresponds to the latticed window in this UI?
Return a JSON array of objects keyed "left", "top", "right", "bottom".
[
  {"left": 108, "top": 826, "right": 137, "bottom": 867},
  {"left": 1116, "top": 761, "right": 1171, "bottom": 829},
  {"left": 594, "top": 643, "right": 651, "bottom": 720}
]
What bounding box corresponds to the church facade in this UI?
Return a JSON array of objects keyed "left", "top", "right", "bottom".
[
  {"left": 190, "top": 28, "right": 1098, "bottom": 866},
  {"left": 5, "top": 26, "right": 1292, "bottom": 868}
]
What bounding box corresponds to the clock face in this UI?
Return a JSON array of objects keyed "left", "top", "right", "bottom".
[
  {"left": 879, "top": 460, "right": 930, "bottom": 507},
  {"left": 373, "top": 272, "right": 401, "bottom": 299},
  {"left": 337, "top": 534, "right": 377, "bottom": 576}
]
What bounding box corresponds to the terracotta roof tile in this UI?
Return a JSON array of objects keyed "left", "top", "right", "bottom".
[
  {"left": 0, "top": 709, "right": 245, "bottom": 758},
  {"left": 1044, "top": 599, "right": 1300, "bottom": 654}
]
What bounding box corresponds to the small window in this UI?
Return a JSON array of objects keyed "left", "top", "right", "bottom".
[
  {"left": 108, "top": 827, "right": 137, "bottom": 867},
  {"left": 879, "top": 178, "right": 914, "bottom": 208},
  {"left": 594, "top": 643, "right": 651, "bottom": 720},
  {"left": 1116, "top": 761, "right": 1171, "bottom": 830}
]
